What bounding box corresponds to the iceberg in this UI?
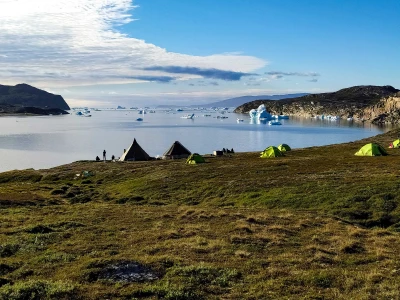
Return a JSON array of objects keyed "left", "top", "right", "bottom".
[
  {"left": 249, "top": 104, "right": 272, "bottom": 121},
  {"left": 249, "top": 109, "right": 258, "bottom": 118}
]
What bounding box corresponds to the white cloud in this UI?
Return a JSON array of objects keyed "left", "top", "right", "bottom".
[{"left": 0, "top": 0, "right": 266, "bottom": 87}]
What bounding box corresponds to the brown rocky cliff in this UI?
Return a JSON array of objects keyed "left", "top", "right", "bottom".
[{"left": 363, "top": 92, "right": 400, "bottom": 124}]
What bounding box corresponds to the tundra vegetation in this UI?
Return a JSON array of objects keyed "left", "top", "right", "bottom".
[{"left": 1, "top": 129, "right": 400, "bottom": 299}]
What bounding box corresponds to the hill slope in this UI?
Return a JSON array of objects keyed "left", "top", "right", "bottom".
[
  {"left": 0, "top": 83, "right": 70, "bottom": 110},
  {"left": 234, "top": 85, "right": 400, "bottom": 123}
]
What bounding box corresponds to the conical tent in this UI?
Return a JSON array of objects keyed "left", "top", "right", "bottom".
[
  {"left": 163, "top": 141, "right": 191, "bottom": 159},
  {"left": 186, "top": 153, "right": 205, "bottom": 164},
  {"left": 119, "top": 139, "right": 150, "bottom": 161},
  {"left": 355, "top": 143, "right": 388, "bottom": 156},
  {"left": 260, "top": 146, "right": 284, "bottom": 158},
  {"left": 278, "top": 144, "right": 291, "bottom": 152},
  {"left": 389, "top": 139, "right": 400, "bottom": 148}
]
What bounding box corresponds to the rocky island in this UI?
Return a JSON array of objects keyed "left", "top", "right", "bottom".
[
  {"left": 234, "top": 85, "right": 400, "bottom": 124},
  {"left": 0, "top": 83, "right": 70, "bottom": 116}
]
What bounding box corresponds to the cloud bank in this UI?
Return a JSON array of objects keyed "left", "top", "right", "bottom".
[
  {"left": 143, "top": 66, "right": 254, "bottom": 81},
  {"left": 265, "top": 71, "right": 320, "bottom": 77},
  {"left": 0, "top": 0, "right": 266, "bottom": 87}
]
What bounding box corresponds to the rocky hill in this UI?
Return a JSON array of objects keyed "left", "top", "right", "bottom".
[
  {"left": 234, "top": 85, "right": 400, "bottom": 124},
  {"left": 0, "top": 83, "right": 70, "bottom": 110}
]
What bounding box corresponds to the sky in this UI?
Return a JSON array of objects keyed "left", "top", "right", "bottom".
[{"left": 0, "top": 0, "right": 399, "bottom": 107}]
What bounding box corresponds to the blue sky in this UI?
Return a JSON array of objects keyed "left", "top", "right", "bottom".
[{"left": 0, "top": 0, "right": 399, "bottom": 107}]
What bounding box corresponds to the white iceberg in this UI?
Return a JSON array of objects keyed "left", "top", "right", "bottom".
[{"left": 249, "top": 104, "right": 272, "bottom": 120}]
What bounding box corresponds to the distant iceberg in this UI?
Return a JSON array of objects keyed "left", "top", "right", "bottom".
[{"left": 249, "top": 104, "right": 272, "bottom": 120}]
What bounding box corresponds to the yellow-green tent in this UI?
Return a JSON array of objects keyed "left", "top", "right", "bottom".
[
  {"left": 389, "top": 139, "right": 400, "bottom": 148},
  {"left": 260, "top": 146, "right": 284, "bottom": 158},
  {"left": 186, "top": 153, "right": 205, "bottom": 164},
  {"left": 278, "top": 144, "right": 291, "bottom": 152},
  {"left": 355, "top": 143, "right": 388, "bottom": 156}
]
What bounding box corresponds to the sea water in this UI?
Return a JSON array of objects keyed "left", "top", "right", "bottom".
[{"left": 0, "top": 109, "right": 390, "bottom": 172}]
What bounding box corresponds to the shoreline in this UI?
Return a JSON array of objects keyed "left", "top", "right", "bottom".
[
  {"left": 1, "top": 126, "right": 397, "bottom": 174},
  {"left": 0, "top": 114, "right": 393, "bottom": 173}
]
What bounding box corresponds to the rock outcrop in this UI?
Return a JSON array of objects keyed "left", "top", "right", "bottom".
[
  {"left": 234, "top": 85, "right": 400, "bottom": 124},
  {"left": 365, "top": 92, "right": 400, "bottom": 124},
  {"left": 0, "top": 83, "right": 70, "bottom": 110}
]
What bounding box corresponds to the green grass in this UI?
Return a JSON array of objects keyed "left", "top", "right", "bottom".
[{"left": 2, "top": 129, "right": 400, "bottom": 298}]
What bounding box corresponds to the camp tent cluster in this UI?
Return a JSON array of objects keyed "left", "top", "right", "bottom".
[
  {"left": 260, "top": 144, "right": 291, "bottom": 158},
  {"left": 260, "top": 142, "right": 394, "bottom": 158},
  {"left": 118, "top": 139, "right": 205, "bottom": 163},
  {"left": 117, "top": 139, "right": 395, "bottom": 163}
]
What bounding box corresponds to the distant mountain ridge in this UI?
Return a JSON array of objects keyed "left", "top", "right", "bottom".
[
  {"left": 0, "top": 83, "right": 70, "bottom": 110},
  {"left": 157, "top": 93, "right": 309, "bottom": 108},
  {"left": 192, "top": 93, "right": 309, "bottom": 108},
  {"left": 234, "top": 85, "right": 400, "bottom": 124}
]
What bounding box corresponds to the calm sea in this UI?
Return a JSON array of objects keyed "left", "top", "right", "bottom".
[{"left": 0, "top": 109, "right": 391, "bottom": 172}]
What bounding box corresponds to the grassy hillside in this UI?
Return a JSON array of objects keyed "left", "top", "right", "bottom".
[{"left": 2, "top": 129, "right": 400, "bottom": 299}]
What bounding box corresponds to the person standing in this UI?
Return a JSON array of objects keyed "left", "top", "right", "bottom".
[{"left": 103, "top": 150, "right": 106, "bottom": 162}]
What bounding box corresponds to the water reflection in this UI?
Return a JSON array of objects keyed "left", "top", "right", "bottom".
[
  {"left": 0, "top": 111, "right": 393, "bottom": 172},
  {"left": 250, "top": 118, "right": 268, "bottom": 125}
]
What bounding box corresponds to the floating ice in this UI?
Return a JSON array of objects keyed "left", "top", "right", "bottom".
[{"left": 249, "top": 104, "right": 272, "bottom": 120}]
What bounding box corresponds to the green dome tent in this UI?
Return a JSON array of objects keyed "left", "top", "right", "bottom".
[
  {"left": 355, "top": 143, "right": 388, "bottom": 156},
  {"left": 389, "top": 139, "right": 400, "bottom": 149},
  {"left": 278, "top": 144, "right": 291, "bottom": 152},
  {"left": 260, "top": 146, "right": 284, "bottom": 158},
  {"left": 186, "top": 153, "right": 205, "bottom": 164}
]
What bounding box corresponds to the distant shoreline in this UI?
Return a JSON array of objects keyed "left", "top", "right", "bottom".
[{"left": 0, "top": 107, "right": 69, "bottom": 116}]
